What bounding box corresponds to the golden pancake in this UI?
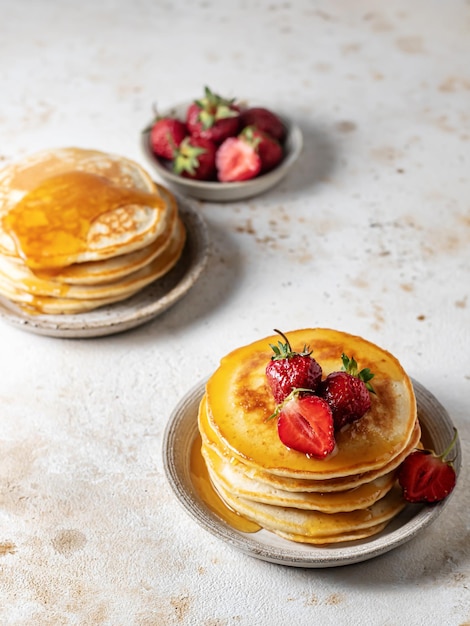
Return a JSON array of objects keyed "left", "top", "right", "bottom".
[
  {"left": 201, "top": 441, "right": 396, "bottom": 513},
  {"left": 0, "top": 217, "right": 185, "bottom": 314},
  {"left": 198, "top": 328, "right": 419, "bottom": 545},
  {"left": 210, "top": 479, "right": 406, "bottom": 543},
  {"left": 0, "top": 147, "right": 162, "bottom": 262},
  {"left": 33, "top": 184, "right": 179, "bottom": 285},
  {"left": 0, "top": 149, "right": 187, "bottom": 314},
  {"left": 199, "top": 395, "right": 421, "bottom": 492},
  {"left": 205, "top": 328, "right": 417, "bottom": 480}
]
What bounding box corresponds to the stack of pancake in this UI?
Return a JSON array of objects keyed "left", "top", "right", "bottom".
[
  {"left": 0, "top": 147, "right": 185, "bottom": 314},
  {"left": 198, "top": 328, "right": 420, "bottom": 545}
]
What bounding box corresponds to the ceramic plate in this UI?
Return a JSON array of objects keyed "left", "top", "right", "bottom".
[
  {"left": 141, "top": 102, "right": 303, "bottom": 202},
  {"left": 0, "top": 200, "right": 209, "bottom": 338},
  {"left": 163, "top": 378, "right": 461, "bottom": 568}
]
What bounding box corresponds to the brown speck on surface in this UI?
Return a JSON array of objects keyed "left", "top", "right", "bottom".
[
  {"left": 51, "top": 529, "right": 87, "bottom": 555},
  {"left": 396, "top": 36, "right": 425, "bottom": 54},
  {"left": 400, "top": 283, "right": 413, "bottom": 292},
  {"left": 438, "top": 77, "right": 470, "bottom": 93},
  {"left": 303, "top": 592, "right": 318, "bottom": 606},
  {"left": 325, "top": 592, "right": 345, "bottom": 605},
  {"left": 417, "top": 314, "right": 426, "bottom": 321},
  {"left": 170, "top": 594, "right": 191, "bottom": 623},
  {"left": 0, "top": 542, "right": 16, "bottom": 556},
  {"left": 235, "top": 219, "right": 255, "bottom": 235},
  {"left": 363, "top": 12, "right": 395, "bottom": 32},
  {"left": 335, "top": 120, "right": 357, "bottom": 133},
  {"left": 455, "top": 297, "right": 467, "bottom": 308},
  {"left": 341, "top": 42, "right": 362, "bottom": 54}
]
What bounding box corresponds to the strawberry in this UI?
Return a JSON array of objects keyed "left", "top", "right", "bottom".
[
  {"left": 241, "top": 126, "right": 283, "bottom": 173},
  {"left": 265, "top": 329, "right": 322, "bottom": 403},
  {"left": 319, "top": 354, "right": 375, "bottom": 430},
  {"left": 173, "top": 136, "right": 217, "bottom": 180},
  {"left": 215, "top": 136, "right": 261, "bottom": 182},
  {"left": 239, "top": 107, "right": 286, "bottom": 142},
  {"left": 186, "top": 86, "right": 240, "bottom": 144},
  {"left": 150, "top": 117, "right": 188, "bottom": 160},
  {"left": 398, "top": 429, "right": 458, "bottom": 504},
  {"left": 275, "top": 390, "right": 335, "bottom": 459}
]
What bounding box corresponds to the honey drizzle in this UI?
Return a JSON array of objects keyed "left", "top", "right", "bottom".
[
  {"left": 2, "top": 171, "right": 162, "bottom": 270},
  {"left": 190, "top": 434, "right": 260, "bottom": 533}
]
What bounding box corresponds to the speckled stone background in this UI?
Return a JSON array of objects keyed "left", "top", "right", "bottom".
[{"left": 0, "top": 1, "right": 469, "bottom": 624}]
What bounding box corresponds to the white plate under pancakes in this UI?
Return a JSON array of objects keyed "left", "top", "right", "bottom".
[
  {"left": 0, "top": 199, "right": 209, "bottom": 338},
  {"left": 163, "top": 378, "right": 462, "bottom": 568}
]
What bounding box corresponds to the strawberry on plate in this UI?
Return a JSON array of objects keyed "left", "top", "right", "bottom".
[
  {"left": 319, "top": 354, "right": 375, "bottom": 430},
  {"left": 266, "top": 329, "right": 322, "bottom": 403},
  {"left": 186, "top": 86, "right": 240, "bottom": 144},
  {"left": 275, "top": 390, "right": 335, "bottom": 459},
  {"left": 239, "top": 106, "right": 286, "bottom": 142},
  {"left": 150, "top": 117, "right": 188, "bottom": 160},
  {"left": 215, "top": 136, "right": 261, "bottom": 182},
  {"left": 173, "top": 136, "right": 217, "bottom": 180},
  {"left": 398, "top": 429, "right": 458, "bottom": 504}
]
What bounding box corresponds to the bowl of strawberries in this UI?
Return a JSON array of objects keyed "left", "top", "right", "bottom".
[{"left": 141, "top": 87, "right": 303, "bottom": 202}]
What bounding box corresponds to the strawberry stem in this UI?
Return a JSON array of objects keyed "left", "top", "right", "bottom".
[
  {"left": 273, "top": 328, "right": 291, "bottom": 351},
  {"left": 439, "top": 427, "right": 459, "bottom": 462}
]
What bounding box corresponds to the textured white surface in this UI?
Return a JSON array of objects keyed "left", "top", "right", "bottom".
[{"left": 0, "top": 1, "right": 469, "bottom": 625}]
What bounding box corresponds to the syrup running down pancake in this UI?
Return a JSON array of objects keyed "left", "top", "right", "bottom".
[
  {"left": 0, "top": 148, "right": 186, "bottom": 314},
  {"left": 198, "top": 328, "right": 420, "bottom": 545}
]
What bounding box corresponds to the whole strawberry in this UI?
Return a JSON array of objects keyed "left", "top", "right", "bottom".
[
  {"left": 241, "top": 126, "right": 283, "bottom": 173},
  {"left": 319, "top": 354, "right": 375, "bottom": 430},
  {"left": 186, "top": 86, "right": 240, "bottom": 144},
  {"left": 215, "top": 136, "right": 261, "bottom": 182},
  {"left": 274, "top": 390, "right": 335, "bottom": 459},
  {"left": 150, "top": 117, "right": 188, "bottom": 160},
  {"left": 266, "top": 329, "right": 322, "bottom": 403},
  {"left": 398, "top": 429, "right": 458, "bottom": 504},
  {"left": 239, "top": 107, "right": 286, "bottom": 142},
  {"left": 172, "top": 136, "right": 217, "bottom": 181}
]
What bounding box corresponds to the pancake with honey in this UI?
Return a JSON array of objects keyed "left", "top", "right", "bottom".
[
  {"left": 197, "top": 329, "right": 420, "bottom": 545},
  {"left": 199, "top": 392, "right": 420, "bottom": 492},
  {"left": 210, "top": 473, "right": 406, "bottom": 545},
  {"left": 204, "top": 329, "right": 418, "bottom": 481},
  {"left": 0, "top": 217, "right": 185, "bottom": 314},
  {"left": 201, "top": 440, "right": 396, "bottom": 513},
  {"left": 0, "top": 148, "right": 186, "bottom": 314}
]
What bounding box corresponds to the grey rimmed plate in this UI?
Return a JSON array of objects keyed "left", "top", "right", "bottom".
[
  {"left": 163, "top": 378, "right": 461, "bottom": 568},
  {"left": 0, "top": 200, "right": 209, "bottom": 338},
  {"left": 141, "top": 101, "right": 303, "bottom": 202}
]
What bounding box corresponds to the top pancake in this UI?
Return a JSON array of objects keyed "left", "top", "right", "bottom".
[
  {"left": 205, "top": 328, "right": 417, "bottom": 480},
  {"left": 0, "top": 147, "right": 169, "bottom": 268}
]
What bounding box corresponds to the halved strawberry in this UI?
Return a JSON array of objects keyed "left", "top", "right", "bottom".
[
  {"left": 276, "top": 391, "right": 335, "bottom": 459},
  {"left": 398, "top": 429, "right": 458, "bottom": 503},
  {"left": 216, "top": 136, "right": 261, "bottom": 182},
  {"left": 240, "top": 126, "right": 283, "bottom": 174},
  {"left": 266, "top": 329, "right": 322, "bottom": 403}
]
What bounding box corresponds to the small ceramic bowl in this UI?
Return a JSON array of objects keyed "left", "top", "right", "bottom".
[{"left": 141, "top": 102, "right": 303, "bottom": 202}]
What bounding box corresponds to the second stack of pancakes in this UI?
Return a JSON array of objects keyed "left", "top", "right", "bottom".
[{"left": 198, "top": 328, "right": 420, "bottom": 544}]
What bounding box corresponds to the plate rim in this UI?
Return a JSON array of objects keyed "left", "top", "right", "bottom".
[
  {"left": 162, "top": 377, "right": 462, "bottom": 568},
  {"left": 0, "top": 198, "right": 210, "bottom": 338}
]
